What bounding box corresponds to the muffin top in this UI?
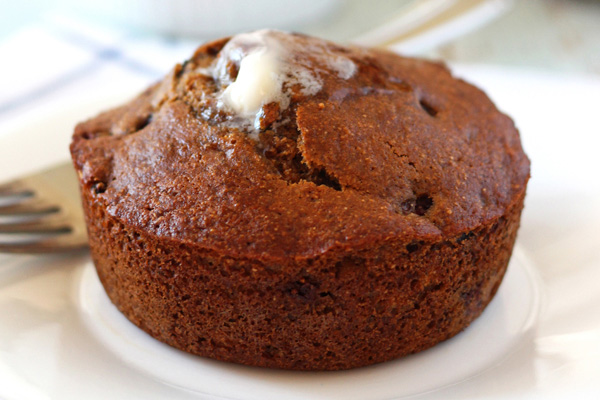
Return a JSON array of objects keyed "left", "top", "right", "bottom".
[{"left": 71, "top": 30, "right": 529, "bottom": 261}]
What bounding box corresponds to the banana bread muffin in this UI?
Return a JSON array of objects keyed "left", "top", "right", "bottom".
[{"left": 70, "top": 30, "right": 530, "bottom": 371}]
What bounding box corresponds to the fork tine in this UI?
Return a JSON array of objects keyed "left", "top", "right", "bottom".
[
  {"left": 0, "top": 197, "right": 60, "bottom": 215},
  {"left": 0, "top": 214, "right": 73, "bottom": 233},
  {"left": 0, "top": 182, "right": 32, "bottom": 197},
  {"left": 0, "top": 232, "right": 88, "bottom": 253}
]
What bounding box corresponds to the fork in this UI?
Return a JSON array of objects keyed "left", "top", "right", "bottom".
[{"left": 0, "top": 162, "right": 88, "bottom": 253}]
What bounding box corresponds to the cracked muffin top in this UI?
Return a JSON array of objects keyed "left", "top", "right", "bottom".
[{"left": 70, "top": 30, "right": 530, "bottom": 261}]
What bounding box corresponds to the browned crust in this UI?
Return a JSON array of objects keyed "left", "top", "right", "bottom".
[
  {"left": 71, "top": 35, "right": 530, "bottom": 261},
  {"left": 81, "top": 180, "right": 525, "bottom": 370}
]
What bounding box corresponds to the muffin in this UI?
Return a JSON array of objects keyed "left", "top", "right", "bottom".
[{"left": 70, "top": 30, "right": 530, "bottom": 371}]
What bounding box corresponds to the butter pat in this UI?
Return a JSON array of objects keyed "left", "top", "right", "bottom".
[
  {"left": 205, "top": 30, "right": 356, "bottom": 134},
  {"left": 221, "top": 42, "right": 280, "bottom": 121}
]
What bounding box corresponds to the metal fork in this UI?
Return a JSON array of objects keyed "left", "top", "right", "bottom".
[{"left": 0, "top": 162, "right": 88, "bottom": 253}]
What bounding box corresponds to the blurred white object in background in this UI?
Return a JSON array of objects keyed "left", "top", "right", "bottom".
[
  {"left": 60, "top": 0, "right": 342, "bottom": 37},
  {"left": 56, "top": 0, "right": 512, "bottom": 51}
]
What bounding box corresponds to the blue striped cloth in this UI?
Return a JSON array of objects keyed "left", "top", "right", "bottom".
[{"left": 0, "top": 15, "right": 199, "bottom": 136}]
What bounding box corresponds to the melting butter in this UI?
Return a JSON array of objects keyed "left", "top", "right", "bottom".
[
  {"left": 202, "top": 30, "right": 357, "bottom": 135},
  {"left": 220, "top": 37, "right": 281, "bottom": 125}
]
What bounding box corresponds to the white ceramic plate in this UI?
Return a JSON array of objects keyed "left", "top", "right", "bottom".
[{"left": 2, "top": 66, "right": 600, "bottom": 399}]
